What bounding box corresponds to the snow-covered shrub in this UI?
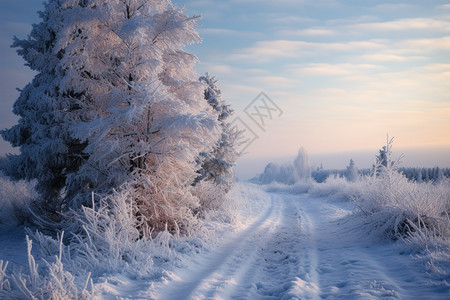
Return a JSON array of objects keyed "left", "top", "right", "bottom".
[
  {"left": 65, "top": 190, "right": 174, "bottom": 276},
  {"left": 192, "top": 180, "right": 230, "bottom": 212},
  {"left": 5, "top": 236, "right": 96, "bottom": 299},
  {"left": 64, "top": 191, "right": 147, "bottom": 275},
  {"left": 261, "top": 172, "right": 362, "bottom": 201},
  {"left": 263, "top": 181, "right": 312, "bottom": 194},
  {"left": 6, "top": 182, "right": 250, "bottom": 296},
  {"left": 352, "top": 138, "right": 449, "bottom": 247},
  {"left": 29, "top": 188, "right": 192, "bottom": 279},
  {"left": 355, "top": 173, "right": 449, "bottom": 243},
  {"left": 0, "top": 173, "right": 37, "bottom": 225},
  {"left": 308, "top": 175, "right": 362, "bottom": 201}
]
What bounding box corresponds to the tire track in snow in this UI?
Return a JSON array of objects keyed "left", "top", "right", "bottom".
[
  {"left": 241, "top": 193, "right": 320, "bottom": 299},
  {"left": 285, "top": 195, "right": 321, "bottom": 300},
  {"left": 159, "top": 195, "right": 282, "bottom": 299},
  {"left": 159, "top": 192, "right": 323, "bottom": 300},
  {"left": 156, "top": 189, "right": 446, "bottom": 299}
]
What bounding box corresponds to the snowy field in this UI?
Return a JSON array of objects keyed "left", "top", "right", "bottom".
[
  {"left": 155, "top": 190, "right": 448, "bottom": 299},
  {"left": 1, "top": 181, "right": 448, "bottom": 299}
]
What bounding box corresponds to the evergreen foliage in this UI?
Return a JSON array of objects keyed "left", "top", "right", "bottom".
[
  {"left": 1, "top": 0, "right": 238, "bottom": 234},
  {"left": 345, "top": 159, "right": 358, "bottom": 182},
  {"left": 194, "top": 74, "right": 240, "bottom": 189}
]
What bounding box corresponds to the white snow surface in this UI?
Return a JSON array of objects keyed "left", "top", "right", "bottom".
[
  {"left": 1, "top": 183, "right": 449, "bottom": 299},
  {"left": 154, "top": 190, "right": 448, "bottom": 300}
]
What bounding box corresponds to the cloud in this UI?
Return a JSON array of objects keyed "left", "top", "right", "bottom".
[
  {"left": 372, "top": 4, "right": 417, "bottom": 12},
  {"left": 229, "top": 40, "right": 306, "bottom": 61},
  {"left": 287, "top": 63, "right": 383, "bottom": 77},
  {"left": 325, "top": 15, "right": 380, "bottom": 26},
  {"left": 199, "top": 28, "right": 262, "bottom": 38},
  {"left": 346, "top": 18, "right": 450, "bottom": 33},
  {"left": 229, "top": 39, "right": 385, "bottom": 62},
  {"left": 421, "top": 64, "right": 450, "bottom": 72},
  {"left": 277, "top": 28, "right": 335, "bottom": 37},
  {"left": 277, "top": 17, "right": 450, "bottom": 39},
  {"left": 227, "top": 35, "right": 448, "bottom": 64},
  {"left": 356, "top": 53, "right": 427, "bottom": 62},
  {"left": 264, "top": 15, "right": 317, "bottom": 25},
  {"left": 399, "top": 36, "right": 450, "bottom": 52},
  {"left": 247, "top": 75, "right": 297, "bottom": 88},
  {"left": 437, "top": 4, "right": 450, "bottom": 10}
]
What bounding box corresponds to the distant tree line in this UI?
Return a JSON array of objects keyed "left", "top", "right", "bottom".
[
  {"left": 311, "top": 165, "right": 449, "bottom": 183},
  {"left": 398, "top": 167, "right": 449, "bottom": 183}
]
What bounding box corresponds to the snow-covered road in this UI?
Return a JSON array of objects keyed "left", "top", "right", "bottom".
[{"left": 156, "top": 191, "right": 448, "bottom": 299}]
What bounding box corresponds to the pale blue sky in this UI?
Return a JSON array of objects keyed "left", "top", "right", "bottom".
[
  {"left": 178, "top": 0, "right": 450, "bottom": 172},
  {"left": 1, "top": 1, "right": 449, "bottom": 176}
]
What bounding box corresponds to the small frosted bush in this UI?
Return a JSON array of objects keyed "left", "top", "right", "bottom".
[
  {"left": 351, "top": 138, "right": 449, "bottom": 249},
  {"left": 355, "top": 171, "right": 449, "bottom": 245},
  {"left": 2, "top": 235, "right": 96, "bottom": 299},
  {"left": 308, "top": 175, "right": 363, "bottom": 201}
]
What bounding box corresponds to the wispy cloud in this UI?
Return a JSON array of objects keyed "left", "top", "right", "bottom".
[
  {"left": 345, "top": 18, "right": 450, "bottom": 33},
  {"left": 437, "top": 4, "right": 450, "bottom": 10},
  {"left": 399, "top": 36, "right": 450, "bottom": 52},
  {"left": 264, "top": 15, "right": 317, "bottom": 25},
  {"left": 278, "top": 17, "right": 450, "bottom": 40},
  {"left": 199, "top": 28, "right": 262, "bottom": 38},
  {"left": 229, "top": 39, "right": 385, "bottom": 62},
  {"left": 277, "top": 28, "right": 335, "bottom": 37},
  {"left": 287, "top": 63, "right": 383, "bottom": 77},
  {"left": 356, "top": 53, "right": 427, "bottom": 62},
  {"left": 372, "top": 4, "right": 417, "bottom": 11},
  {"left": 247, "top": 75, "right": 296, "bottom": 88}
]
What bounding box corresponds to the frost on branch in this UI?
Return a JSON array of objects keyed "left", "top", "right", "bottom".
[
  {"left": 1, "top": 0, "right": 236, "bottom": 234},
  {"left": 353, "top": 137, "right": 449, "bottom": 245},
  {"left": 192, "top": 74, "right": 241, "bottom": 210}
]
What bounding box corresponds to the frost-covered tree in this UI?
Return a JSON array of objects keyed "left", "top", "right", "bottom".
[
  {"left": 415, "top": 169, "right": 423, "bottom": 183},
  {"left": 253, "top": 147, "right": 310, "bottom": 185},
  {"left": 2, "top": 0, "right": 223, "bottom": 234},
  {"left": 194, "top": 74, "right": 239, "bottom": 189},
  {"left": 345, "top": 159, "right": 358, "bottom": 182},
  {"left": 372, "top": 136, "right": 402, "bottom": 178},
  {"left": 255, "top": 163, "right": 296, "bottom": 185},
  {"left": 434, "top": 167, "right": 444, "bottom": 185},
  {"left": 258, "top": 163, "right": 278, "bottom": 184},
  {"left": 293, "top": 147, "right": 311, "bottom": 181},
  {"left": 1, "top": 1, "right": 87, "bottom": 217}
]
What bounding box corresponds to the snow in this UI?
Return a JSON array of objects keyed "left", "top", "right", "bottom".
[
  {"left": 155, "top": 190, "right": 448, "bottom": 299},
  {"left": 1, "top": 183, "right": 449, "bottom": 299}
]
